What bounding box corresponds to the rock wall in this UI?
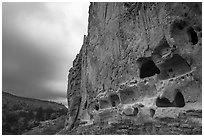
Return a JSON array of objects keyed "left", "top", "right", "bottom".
[{"left": 66, "top": 2, "right": 202, "bottom": 130}]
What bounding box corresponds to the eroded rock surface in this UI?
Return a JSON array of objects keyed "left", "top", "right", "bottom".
[{"left": 66, "top": 2, "right": 202, "bottom": 135}]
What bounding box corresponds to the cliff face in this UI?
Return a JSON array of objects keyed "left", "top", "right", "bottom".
[{"left": 66, "top": 2, "right": 202, "bottom": 130}]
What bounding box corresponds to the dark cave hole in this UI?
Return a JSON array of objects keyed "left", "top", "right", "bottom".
[
  {"left": 156, "top": 91, "right": 185, "bottom": 108},
  {"left": 150, "top": 109, "right": 155, "bottom": 117},
  {"left": 187, "top": 27, "right": 198, "bottom": 45},
  {"left": 84, "top": 100, "right": 88, "bottom": 109},
  {"left": 112, "top": 101, "right": 115, "bottom": 107},
  {"left": 157, "top": 54, "right": 191, "bottom": 80},
  {"left": 173, "top": 91, "right": 185, "bottom": 107},
  {"left": 133, "top": 107, "right": 139, "bottom": 116},
  {"left": 156, "top": 97, "right": 173, "bottom": 107},
  {"left": 109, "top": 94, "right": 120, "bottom": 107},
  {"left": 95, "top": 104, "right": 99, "bottom": 111},
  {"left": 140, "top": 59, "right": 160, "bottom": 78}
]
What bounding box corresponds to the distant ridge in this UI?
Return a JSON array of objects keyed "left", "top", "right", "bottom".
[{"left": 2, "top": 91, "right": 67, "bottom": 111}]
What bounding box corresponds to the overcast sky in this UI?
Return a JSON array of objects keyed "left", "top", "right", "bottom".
[{"left": 2, "top": 2, "right": 90, "bottom": 106}]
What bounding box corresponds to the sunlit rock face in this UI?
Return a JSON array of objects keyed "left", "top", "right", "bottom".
[{"left": 66, "top": 2, "right": 202, "bottom": 130}]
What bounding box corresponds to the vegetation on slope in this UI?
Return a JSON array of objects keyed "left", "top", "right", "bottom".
[{"left": 2, "top": 91, "right": 68, "bottom": 135}]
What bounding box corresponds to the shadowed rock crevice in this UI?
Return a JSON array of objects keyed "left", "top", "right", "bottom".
[{"left": 84, "top": 100, "right": 88, "bottom": 109}]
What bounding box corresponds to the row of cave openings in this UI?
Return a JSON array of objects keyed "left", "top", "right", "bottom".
[
  {"left": 86, "top": 20, "right": 199, "bottom": 113},
  {"left": 89, "top": 88, "right": 185, "bottom": 112}
]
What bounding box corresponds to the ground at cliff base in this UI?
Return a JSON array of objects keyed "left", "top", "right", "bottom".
[
  {"left": 23, "top": 115, "right": 66, "bottom": 135},
  {"left": 57, "top": 109, "right": 201, "bottom": 135}
]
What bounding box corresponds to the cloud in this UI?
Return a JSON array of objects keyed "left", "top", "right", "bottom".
[{"left": 2, "top": 2, "right": 89, "bottom": 105}]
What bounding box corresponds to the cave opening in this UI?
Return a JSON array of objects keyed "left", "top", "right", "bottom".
[
  {"left": 187, "top": 27, "right": 198, "bottom": 45},
  {"left": 140, "top": 59, "right": 160, "bottom": 78},
  {"left": 150, "top": 109, "right": 155, "bottom": 117},
  {"left": 95, "top": 104, "right": 99, "bottom": 111},
  {"left": 133, "top": 107, "right": 139, "bottom": 116},
  {"left": 84, "top": 100, "right": 88, "bottom": 109},
  {"left": 156, "top": 91, "right": 185, "bottom": 108},
  {"left": 109, "top": 94, "right": 120, "bottom": 107},
  {"left": 157, "top": 54, "right": 191, "bottom": 80},
  {"left": 173, "top": 91, "right": 185, "bottom": 107},
  {"left": 156, "top": 97, "right": 173, "bottom": 107}
]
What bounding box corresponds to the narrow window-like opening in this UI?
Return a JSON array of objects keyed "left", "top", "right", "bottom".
[
  {"left": 84, "top": 100, "right": 88, "bottom": 109},
  {"left": 173, "top": 91, "right": 185, "bottom": 107},
  {"left": 187, "top": 27, "right": 198, "bottom": 45},
  {"left": 139, "top": 59, "right": 160, "bottom": 78}
]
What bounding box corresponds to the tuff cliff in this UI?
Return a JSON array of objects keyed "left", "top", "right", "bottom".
[{"left": 65, "top": 2, "right": 202, "bottom": 133}]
